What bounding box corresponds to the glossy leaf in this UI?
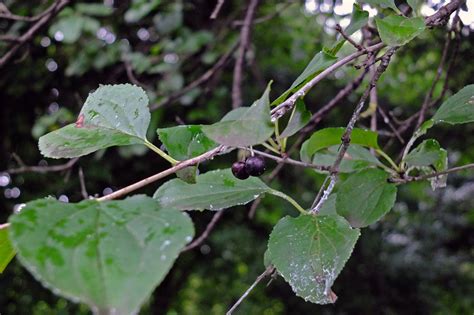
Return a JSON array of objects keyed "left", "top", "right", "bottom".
[
  {"left": 280, "top": 99, "right": 311, "bottom": 138},
  {"left": 312, "top": 144, "right": 381, "bottom": 173},
  {"left": 39, "top": 84, "right": 150, "bottom": 159},
  {"left": 273, "top": 51, "right": 338, "bottom": 105},
  {"left": 375, "top": 16, "right": 425, "bottom": 47},
  {"left": 157, "top": 125, "right": 217, "bottom": 160},
  {"left": 0, "top": 225, "right": 15, "bottom": 273},
  {"left": 9, "top": 195, "right": 193, "bottom": 314},
  {"left": 336, "top": 168, "right": 397, "bottom": 228},
  {"left": 265, "top": 214, "right": 360, "bottom": 304},
  {"left": 300, "top": 127, "right": 380, "bottom": 163},
  {"left": 432, "top": 85, "right": 474, "bottom": 125},
  {"left": 153, "top": 169, "right": 271, "bottom": 211},
  {"left": 359, "top": 0, "right": 399, "bottom": 12},
  {"left": 202, "top": 84, "right": 273, "bottom": 147}
]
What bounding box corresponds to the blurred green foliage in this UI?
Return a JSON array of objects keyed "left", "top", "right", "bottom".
[{"left": 0, "top": 0, "right": 473, "bottom": 314}]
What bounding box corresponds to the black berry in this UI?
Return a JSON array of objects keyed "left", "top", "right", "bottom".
[
  {"left": 245, "top": 156, "right": 266, "bottom": 177},
  {"left": 231, "top": 161, "right": 249, "bottom": 180}
]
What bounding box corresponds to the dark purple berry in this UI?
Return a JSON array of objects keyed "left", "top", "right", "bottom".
[
  {"left": 231, "top": 161, "right": 249, "bottom": 180},
  {"left": 245, "top": 156, "right": 266, "bottom": 177}
]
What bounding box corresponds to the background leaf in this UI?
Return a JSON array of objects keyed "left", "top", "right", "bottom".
[
  {"left": 265, "top": 214, "right": 360, "bottom": 304},
  {"left": 153, "top": 169, "right": 271, "bottom": 211},
  {"left": 0, "top": 226, "right": 15, "bottom": 273},
  {"left": 375, "top": 16, "right": 425, "bottom": 47},
  {"left": 157, "top": 125, "right": 217, "bottom": 160},
  {"left": 8, "top": 196, "right": 193, "bottom": 314},
  {"left": 300, "top": 127, "right": 380, "bottom": 163},
  {"left": 336, "top": 168, "right": 397, "bottom": 228},
  {"left": 280, "top": 99, "right": 311, "bottom": 138},
  {"left": 432, "top": 85, "right": 474, "bottom": 124},
  {"left": 39, "top": 84, "right": 150, "bottom": 159},
  {"left": 202, "top": 84, "right": 273, "bottom": 147}
]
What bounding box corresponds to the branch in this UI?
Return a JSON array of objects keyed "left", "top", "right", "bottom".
[
  {"left": 0, "top": 0, "right": 70, "bottom": 69},
  {"left": 226, "top": 265, "right": 275, "bottom": 315},
  {"left": 6, "top": 157, "right": 78, "bottom": 174},
  {"left": 149, "top": 42, "right": 238, "bottom": 111},
  {"left": 210, "top": 0, "right": 226, "bottom": 19},
  {"left": 424, "top": 0, "right": 465, "bottom": 27},
  {"left": 390, "top": 163, "right": 474, "bottom": 184},
  {"left": 97, "top": 145, "right": 231, "bottom": 201},
  {"left": 182, "top": 211, "right": 225, "bottom": 252},
  {"left": 232, "top": 0, "right": 259, "bottom": 109},
  {"left": 243, "top": 148, "right": 331, "bottom": 171},
  {"left": 0, "top": 2, "right": 62, "bottom": 22},
  {"left": 78, "top": 167, "right": 89, "bottom": 200},
  {"left": 311, "top": 48, "right": 396, "bottom": 213}
]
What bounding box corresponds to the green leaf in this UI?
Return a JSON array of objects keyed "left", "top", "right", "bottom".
[
  {"left": 202, "top": 84, "right": 273, "bottom": 147},
  {"left": 300, "top": 127, "right": 380, "bottom": 163},
  {"left": 9, "top": 196, "right": 193, "bottom": 314},
  {"left": 358, "top": 0, "right": 399, "bottom": 12},
  {"left": 375, "top": 16, "right": 425, "bottom": 47},
  {"left": 265, "top": 214, "right": 360, "bottom": 304},
  {"left": 49, "top": 15, "right": 84, "bottom": 43},
  {"left": 404, "top": 139, "right": 448, "bottom": 190},
  {"left": 153, "top": 169, "right": 271, "bottom": 211},
  {"left": 280, "top": 99, "right": 311, "bottom": 138},
  {"left": 273, "top": 51, "right": 338, "bottom": 105},
  {"left": 312, "top": 144, "right": 382, "bottom": 173},
  {"left": 407, "top": 0, "right": 424, "bottom": 15},
  {"left": 157, "top": 125, "right": 217, "bottom": 160},
  {"left": 0, "top": 225, "right": 15, "bottom": 273},
  {"left": 125, "top": 0, "right": 161, "bottom": 23},
  {"left": 336, "top": 168, "right": 397, "bottom": 228},
  {"left": 75, "top": 3, "right": 114, "bottom": 16},
  {"left": 432, "top": 85, "right": 474, "bottom": 125},
  {"left": 39, "top": 84, "right": 150, "bottom": 159},
  {"left": 317, "top": 194, "right": 338, "bottom": 216}
]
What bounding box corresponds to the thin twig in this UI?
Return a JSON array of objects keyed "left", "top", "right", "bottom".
[
  {"left": 78, "top": 167, "right": 88, "bottom": 199},
  {"left": 335, "top": 24, "right": 365, "bottom": 51},
  {"left": 7, "top": 157, "right": 78, "bottom": 174},
  {"left": 210, "top": 0, "right": 226, "bottom": 19},
  {"left": 182, "top": 211, "right": 225, "bottom": 252},
  {"left": 0, "top": 1, "right": 63, "bottom": 22},
  {"left": 232, "top": 0, "right": 259, "bottom": 109},
  {"left": 244, "top": 148, "right": 331, "bottom": 171},
  {"left": 391, "top": 163, "right": 474, "bottom": 184},
  {"left": 97, "top": 146, "right": 231, "bottom": 201},
  {"left": 0, "top": 223, "right": 10, "bottom": 229},
  {"left": 311, "top": 48, "right": 397, "bottom": 213},
  {"left": 149, "top": 42, "right": 238, "bottom": 111},
  {"left": 0, "top": 0, "right": 70, "bottom": 69},
  {"left": 226, "top": 265, "right": 275, "bottom": 315}
]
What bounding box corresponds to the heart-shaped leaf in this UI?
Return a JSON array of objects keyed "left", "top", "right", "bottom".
[
  {"left": 0, "top": 225, "right": 15, "bottom": 273},
  {"left": 336, "top": 168, "right": 397, "bottom": 228},
  {"left": 153, "top": 169, "right": 271, "bottom": 211},
  {"left": 202, "top": 84, "right": 273, "bottom": 146},
  {"left": 8, "top": 195, "right": 193, "bottom": 314},
  {"left": 300, "top": 127, "right": 380, "bottom": 163},
  {"left": 39, "top": 84, "right": 151, "bottom": 159},
  {"left": 265, "top": 214, "right": 360, "bottom": 304},
  {"left": 280, "top": 99, "right": 311, "bottom": 138},
  {"left": 375, "top": 16, "right": 425, "bottom": 47}
]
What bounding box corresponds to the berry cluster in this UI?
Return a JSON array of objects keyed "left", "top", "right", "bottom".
[{"left": 231, "top": 156, "right": 266, "bottom": 180}]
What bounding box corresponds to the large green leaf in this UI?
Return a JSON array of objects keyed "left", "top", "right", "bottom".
[
  {"left": 0, "top": 225, "right": 15, "bottom": 273},
  {"left": 404, "top": 139, "right": 448, "bottom": 190},
  {"left": 273, "top": 51, "right": 338, "bottom": 105},
  {"left": 280, "top": 99, "right": 311, "bottom": 138},
  {"left": 8, "top": 196, "right": 193, "bottom": 314},
  {"left": 153, "top": 169, "right": 271, "bottom": 211},
  {"left": 265, "top": 214, "right": 360, "bottom": 304},
  {"left": 202, "top": 84, "right": 273, "bottom": 147},
  {"left": 336, "top": 168, "right": 397, "bottom": 228},
  {"left": 157, "top": 125, "right": 217, "bottom": 160},
  {"left": 39, "top": 84, "right": 150, "bottom": 158},
  {"left": 311, "top": 144, "right": 381, "bottom": 173},
  {"left": 300, "top": 127, "right": 380, "bottom": 163},
  {"left": 358, "top": 0, "right": 399, "bottom": 12},
  {"left": 432, "top": 85, "right": 474, "bottom": 124},
  {"left": 375, "top": 16, "right": 425, "bottom": 47}
]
